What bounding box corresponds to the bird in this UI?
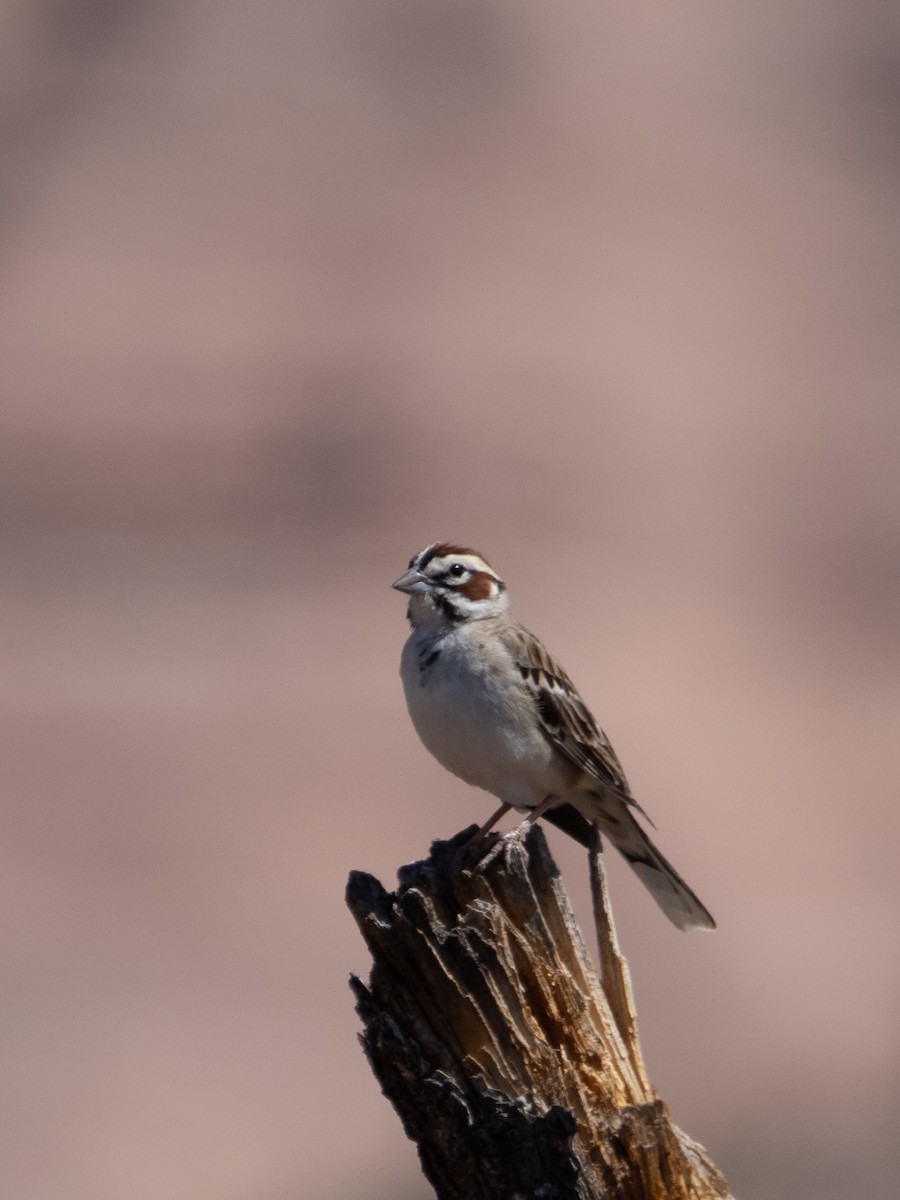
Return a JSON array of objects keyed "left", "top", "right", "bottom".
[{"left": 392, "top": 543, "right": 715, "bottom": 931}]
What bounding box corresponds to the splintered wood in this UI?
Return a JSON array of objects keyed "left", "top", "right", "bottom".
[{"left": 347, "top": 826, "right": 732, "bottom": 1200}]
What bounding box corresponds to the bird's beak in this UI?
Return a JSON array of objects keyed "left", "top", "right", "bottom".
[{"left": 392, "top": 568, "right": 431, "bottom": 595}]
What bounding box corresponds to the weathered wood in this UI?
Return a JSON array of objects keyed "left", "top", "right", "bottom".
[
  {"left": 587, "top": 825, "right": 650, "bottom": 1097},
  {"left": 347, "top": 825, "right": 732, "bottom": 1200}
]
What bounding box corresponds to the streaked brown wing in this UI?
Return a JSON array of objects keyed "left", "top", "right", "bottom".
[{"left": 499, "top": 622, "right": 651, "bottom": 817}]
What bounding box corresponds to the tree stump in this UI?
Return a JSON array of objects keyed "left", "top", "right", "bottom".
[{"left": 347, "top": 824, "right": 732, "bottom": 1200}]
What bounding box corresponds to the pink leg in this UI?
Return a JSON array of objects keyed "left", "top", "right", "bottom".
[
  {"left": 471, "top": 801, "right": 512, "bottom": 842},
  {"left": 523, "top": 793, "right": 560, "bottom": 826},
  {"left": 470, "top": 795, "right": 560, "bottom": 872}
]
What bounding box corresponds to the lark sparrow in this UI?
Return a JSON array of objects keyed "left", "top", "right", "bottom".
[{"left": 393, "top": 543, "right": 715, "bottom": 931}]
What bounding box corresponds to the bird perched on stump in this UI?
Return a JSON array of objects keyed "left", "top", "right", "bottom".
[{"left": 393, "top": 543, "right": 715, "bottom": 932}]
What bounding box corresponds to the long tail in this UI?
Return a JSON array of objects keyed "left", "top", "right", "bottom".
[{"left": 543, "top": 800, "right": 716, "bottom": 931}]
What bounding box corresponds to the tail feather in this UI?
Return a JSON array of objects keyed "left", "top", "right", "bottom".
[
  {"left": 619, "top": 831, "right": 716, "bottom": 931},
  {"left": 546, "top": 798, "right": 716, "bottom": 932}
]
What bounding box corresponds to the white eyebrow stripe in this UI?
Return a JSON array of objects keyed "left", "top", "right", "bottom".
[{"left": 428, "top": 555, "right": 496, "bottom": 577}]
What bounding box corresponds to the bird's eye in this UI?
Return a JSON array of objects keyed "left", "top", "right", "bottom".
[{"left": 448, "top": 563, "right": 466, "bottom": 578}]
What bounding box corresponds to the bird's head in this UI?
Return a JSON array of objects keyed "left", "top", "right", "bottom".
[{"left": 392, "top": 543, "right": 509, "bottom": 627}]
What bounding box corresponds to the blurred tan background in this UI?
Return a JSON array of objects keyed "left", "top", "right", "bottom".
[{"left": 2, "top": 2, "right": 899, "bottom": 1198}]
